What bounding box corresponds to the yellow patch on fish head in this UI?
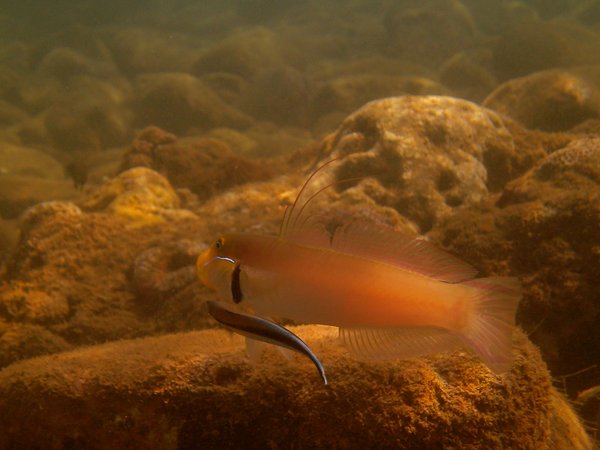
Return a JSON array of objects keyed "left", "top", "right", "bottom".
[{"left": 196, "top": 237, "right": 236, "bottom": 300}]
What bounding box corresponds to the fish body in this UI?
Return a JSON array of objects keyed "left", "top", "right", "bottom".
[
  {"left": 201, "top": 233, "right": 470, "bottom": 330},
  {"left": 198, "top": 223, "right": 520, "bottom": 379},
  {"left": 197, "top": 159, "right": 520, "bottom": 383}
]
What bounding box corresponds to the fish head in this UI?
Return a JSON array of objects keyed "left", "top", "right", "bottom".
[{"left": 196, "top": 236, "right": 238, "bottom": 302}]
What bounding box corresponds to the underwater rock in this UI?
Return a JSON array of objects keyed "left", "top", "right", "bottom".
[
  {"left": 0, "top": 142, "right": 63, "bottom": 179},
  {"left": 0, "top": 99, "right": 28, "bottom": 126},
  {"left": 1, "top": 195, "right": 209, "bottom": 363},
  {"left": 18, "top": 200, "right": 82, "bottom": 235},
  {"left": 0, "top": 322, "right": 72, "bottom": 368},
  {"left": 311, "top": 74, "right": 449, "bottom": 121},
  {"left": 236, "top": 0, "right": 303, "bottom": 23},
  {"left": 42, "top": 75, "right": 133, "bottom": 152},
  {"left": 0, "top": 217, "right": 18, "bottom": 263},
  {"left": 492, "top": 20, "right": 600, "bottom": 82},
  {"left": 191, "top": 27, "right": 283, "bottom": 79},
  {"left": 383, "top": 0, "right": 476, "bottom": 67},
  {"left": 464, "top": 0, "right": 538, "bottom": 35},
  {"left": 572, "top": 0, "right": 600, "bottom": 26},
  {"left": 36, "top": 46, "right": 115, "bottom": 84},
  {"left": 0, "top": 327, "right": 593, "bottom": 449},
  {"left": 78, "top": 167, "right": 197, "bottom": 225},
  {"left": 108, "top": 28, "right": 199, "bottom": 75},
  {"left": 10, "top": 114, "right": 49, "bottom": 148},
  {"left": 118, "top": 125, "right": 177, "bottom": 169},
  {"left": 0, "top": 283, "right": 69, "bottom": 323},
  {"left": 0, "top": 175, "right": 77, "bottom": 220},
  {"left": 198, "top": 71, "right": 250, "bottom": 108},
  {"left": 245, "top": 66, "right": 312, "bottom": 127},
  {"left": 197, "top": 177, "right": 298, "bottom": 236},
  {"left": 132, "top": 73, "right": 252, "bottom": 135},
  {"left": 205, "top": 127, "right": 258, "bottom": 156},
  {"left": 133, "top": 239, "right": 206, "bottom": 311},
  {"left": 430, "top": 137, "right": 600, "bottom": 384},
  {"left": 321, "top": 95, "right": 546, "bottom": 232},
  {"left": 119, "top": 128, "right": 276, "bottom": 200},
  {"left": 243, "top": 121, "right": 313, "bottom": 158},
  {"left": 307, "top": 55, "right": 430, "bottom": 82},
  {"left": 439, "top": 53, "right": 497, "bottom": 102},
  {"left": 483, "top": 68, "right": 600, "bottom": 132},
  {"left": 12, "top": 76, "right": 62, "bottom": 115}
]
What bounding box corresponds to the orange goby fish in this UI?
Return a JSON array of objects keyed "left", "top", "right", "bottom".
[{"left": 196, "top": 161, "right": 521, "bottom": 385}]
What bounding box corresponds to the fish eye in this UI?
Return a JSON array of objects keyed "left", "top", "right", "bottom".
[{"left": 215, "top": 238, "right": 224, "bottom": 250}]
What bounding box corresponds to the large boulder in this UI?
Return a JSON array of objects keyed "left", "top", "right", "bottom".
[
  {"left": 0, "top": 327, "right": 592, "bottom": 449},
  {"left": 430, "top": 137, "right": 600, "bottom": 379},
  {"left": 319, "top": 95, "right": 549, "bottom": 231}
]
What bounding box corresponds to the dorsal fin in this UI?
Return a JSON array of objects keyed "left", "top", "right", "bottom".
[
  {"left": 280, "top": 159, "right": 339, "bottom": 239},
  {"left": 282, "top": 215, "right": 332, "bottom": 248},
  {"left": 330, "top": 220, "right": 478, "bottom": 283},
  {"left": 279, "top": 160, "right": 476, "bottom": 283},
  {"left": 280, "top": 159, "right": 362, "bottom": 243}
]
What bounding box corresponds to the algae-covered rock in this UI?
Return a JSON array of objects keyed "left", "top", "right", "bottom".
[
  {"left": 0, "top": 327, "right": 592, "bottom": 449},
  {"left": 430, "top": 137, "right": 600, "bottom": 380},
  {"left": 245, "top": 65, "right": 312, "bottom": 126},
  {"left": 243, "top": 121, "right": 313, "bottom": 158},
  {"left": 191, "top": 27, "right": 283, "bottom": 79},
  {"left": 109, "top": 28, "right": 199, "bottom": 75},
  {"left": 0, "top": 322, "right": 72, "bottom": 368},
  {"left": 0, "top": 141, "right": 63, "bottom": 178},
  {"left": 0, "top": 283, "right": 69, "bottom": 323},
  {"left": 0, "top": 175, "right": 78, "bottom": 219},
  {"left": 132, "top": 73, "right": 252, "bottom": 135},
  {"left": 78, "top": 167, "right": 197, "bottom": 225},
  {"left": 30, "top": 74, "right": 133, "bottom": 153},
  {"left": 383, "top": 0, "right": 477, "bottom": 67},
  {"left": 0, "top": 194, "right": 208, "bottom": 368},
  {"left": 439, "top": 53, "right": 497, "bottom": 102},
  {"left": 321, "top": 95, "right": 546, "bottom": 232},
  {"left": 483, "top": 68, "right": 600, "bottom": 132},
  {"left": 119, "top": 127, "right": 277, "bottom": 199},
  {"left": 0, "top": 99, "right": 28, "bottom": 126},
  {"left": 311, "top": 74, "right": 449, "bottom": 120},
  {"left": 37, "top": 46, "right": 115, "bottom": 83},
  {"left": 492, "top": 21, "right": 600, "bottom": 82}
]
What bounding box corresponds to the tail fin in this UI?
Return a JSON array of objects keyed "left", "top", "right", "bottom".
[{"left": 459, "top": 277, "right": 521, "bottom": 374}]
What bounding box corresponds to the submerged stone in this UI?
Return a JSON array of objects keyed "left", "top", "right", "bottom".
[{"left": 0, "top": 327, "right": 591, "bottom": 449}]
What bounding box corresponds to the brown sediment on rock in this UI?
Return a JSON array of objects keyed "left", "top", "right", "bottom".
[
  {"left": 314, "top": 96, "right": 549, "bottom": 232},
  {"left": 119, "top": 126, "right": 279, "bottom": 200},
  {"left": 492, "top": 21, "right": 600, "bottom": 82},
  {"left": 0, "top": 327, "right": 592, "bottom": 449},
  {"left": 132, "top": 239, "right": 206, "bottom": 310},
  {"left": 429, "top": 137, "right": 600, "bottom": 387},
  {"left": 0, "top": 174, "right": 210, "bottom": 368},
  {"left": 131, "top": 73, "right": 252, "bottom": 135},
  {"left": 78, "top": 166, "right": 197, "bottom": 224},
  {"left": 483, "top": 68, "right": 600, "bottom": 132}
]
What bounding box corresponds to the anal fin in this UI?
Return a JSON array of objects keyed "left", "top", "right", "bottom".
[{"left": 339, "top": 326, "right": 462, "bottom": 361}]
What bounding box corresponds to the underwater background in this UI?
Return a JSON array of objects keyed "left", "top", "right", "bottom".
[{"left": 0, "top": 0, "right": 599, "bottom": 448}]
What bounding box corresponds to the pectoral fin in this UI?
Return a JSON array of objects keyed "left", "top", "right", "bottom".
[
  {"left": 245, "top": 338, "right": 295, "bottom": 363},
  {"left": 207, "top": 300, "right": 328, "bottom": 385}
]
